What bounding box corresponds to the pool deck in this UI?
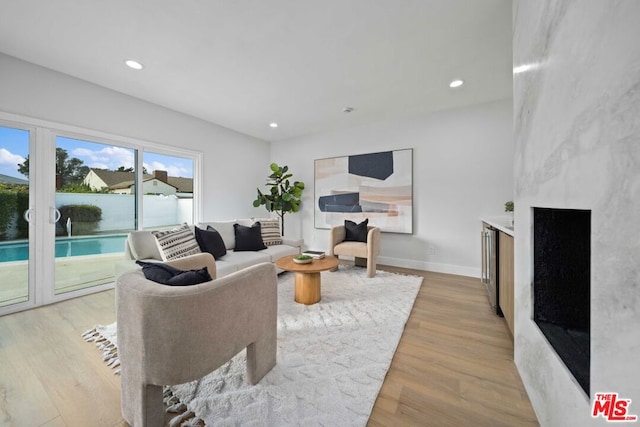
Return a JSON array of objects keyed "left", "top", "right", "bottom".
[{"left": 0, "top": 253, "right": 123, "bottom": 307}]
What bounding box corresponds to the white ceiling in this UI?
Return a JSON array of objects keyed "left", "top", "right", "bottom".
[{"left": 0, "top": 0, "right": 512, "bottom": 142}]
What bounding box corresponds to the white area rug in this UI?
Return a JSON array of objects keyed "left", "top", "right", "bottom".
[{"left": 84, "top": 266, "right": 422, "bottom": 426}]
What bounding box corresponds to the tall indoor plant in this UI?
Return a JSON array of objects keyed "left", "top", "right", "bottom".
[{"left": 253, "top": 163, "right": 305, "bottom": 236}]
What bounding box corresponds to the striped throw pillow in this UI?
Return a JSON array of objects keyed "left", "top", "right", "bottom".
[
  {"left": 254, "top": 218, "right": 282, "bottom": 246},
  {"left": 153, "top": 223, "right": 202, "bottom": 261}
]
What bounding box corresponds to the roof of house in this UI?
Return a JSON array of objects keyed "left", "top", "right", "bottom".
[
  {"left": 89, "top": 168, "right": 192, "bottom": 192},
  {"left": 0, "top": 173, "right": 29, "bottom": 185},
  {"left": 109, "top": 177, "right": 178, "bottom": 190},
  {"left": 167, "top": 176, "right": 193, "bottom": 193},
  {"left": 89, "top": 169, "right": 141, "bottom": 187},
  {"left": 108, "top": 179, "right": 135, "bottom": 190}
]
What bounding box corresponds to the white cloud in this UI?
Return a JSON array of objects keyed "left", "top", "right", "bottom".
[
  {"left": 71, "top": 146, "right": 134, "bottom": 169},
  {"left": 71, "top": 148, "right": 94, "bottom": 157},
  {"left": 144, "top": 161, "right": 190, "bottom": 178},
  {"left": 166, "top": 165, "right": 189, "bottom": 177},
  {"left": 0, "top": 148, "right": 25, "bottom": 166},
  {"left": 145, "top": 161, "right": 167, "bottom": 172}
]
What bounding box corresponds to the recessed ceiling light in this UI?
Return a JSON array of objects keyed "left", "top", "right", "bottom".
[
  {"left": 449, "top": 79, "right": 464, "bottom": 88},
  {"left": 269, "top": 123, "right": 278, "bottom": 128},
  {"left": 125, "top": 59, "right": 144, "bottom": 70},
  {"left": 343, "top": 107, "right": 355, "bottom": 113}
]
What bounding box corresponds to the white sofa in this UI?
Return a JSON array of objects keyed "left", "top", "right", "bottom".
[{"left": 116, "top": 219, "right": 302, "bottom": 277}]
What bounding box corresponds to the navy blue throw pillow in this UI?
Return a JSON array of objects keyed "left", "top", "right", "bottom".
[
  {"left": 194, "top": 225, "right": 227, "bottom": 259},
  {"left": 136, "top": 260, "right": 212, "bottom": 286},
  {"left": 344, "top": 218, "right": 369, "bottom": 242},
  {"left": 234, "top": 222, "right": 267, "bottom": 251}
]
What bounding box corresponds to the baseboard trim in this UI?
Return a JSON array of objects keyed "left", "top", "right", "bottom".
[{"left": 376, "top": 255, "right": 480, "bottom": 278}]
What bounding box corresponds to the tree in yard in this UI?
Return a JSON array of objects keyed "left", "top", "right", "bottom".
[
  {"left": 115, "top": 166, "right": 148, "bottom": 174},
  {"left": 18, "top": 148, "right": 89, "bottom": 189}
]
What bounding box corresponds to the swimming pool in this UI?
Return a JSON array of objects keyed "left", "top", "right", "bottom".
[{"left": 0, "top": 234, "right": 127, "bottom": 262}]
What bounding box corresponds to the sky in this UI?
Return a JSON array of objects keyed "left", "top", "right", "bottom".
[{"left": 0, "top": 126, "right": 193, "bottom": 180}]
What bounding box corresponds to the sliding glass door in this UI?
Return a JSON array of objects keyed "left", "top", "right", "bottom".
[
  {"left": 142, "top": 151, "right": 194, "bottom": 230},
  {"left": 0, "top": 124, "right": 33, "bottom": 310},
  {"left": 0, "top": 116, "right": 200, "bottom": 316},
  {"left": 52, "top": 135, "right": 137, "bottom": 296},
  {"left": 0, "top": 126, "right": 133, "bottom": 312}
]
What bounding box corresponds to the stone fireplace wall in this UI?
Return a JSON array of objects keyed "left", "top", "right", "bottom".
[{"left": 513, "top": 1, "right": 640, "bottom": 425}]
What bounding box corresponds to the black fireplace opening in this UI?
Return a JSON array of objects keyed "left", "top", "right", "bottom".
[{"left": 533, "top": 207, "right": 590, "bottom": 395}]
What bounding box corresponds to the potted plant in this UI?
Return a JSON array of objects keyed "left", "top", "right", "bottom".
[
  {"left": 253, "top": 163, "right": 305, "bottom": 236},
  {"left": 505, "top": 201, "right": 514, "bottom": 226},
  {"left": 293, "top": 254, "right": 313, "bottom": 264}
]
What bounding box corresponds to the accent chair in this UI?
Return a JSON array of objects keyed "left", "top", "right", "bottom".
[
  {"left": 116, "top": 253, "right": 278, "bottom": 426},
  {"left": 329, "top": 225, "right": 381, "bottom": 278}
]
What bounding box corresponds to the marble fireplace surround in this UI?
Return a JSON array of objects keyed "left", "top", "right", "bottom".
[
  {"left": 514, "top": 1, "right": 640, "bottom": 425},
  {"left": 532, "top": 207, "right": 590, "bottom": 396}
]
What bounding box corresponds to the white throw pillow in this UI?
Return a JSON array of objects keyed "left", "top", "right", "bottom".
[
  {"left": 152, "top": 223, "right": 201, "bottom": 261},
  {"left": 200, "top": 221, "right": 237, "bottom": 250},
  {"left": 127, "top": 231, "right": 162, "bottom": 260}
]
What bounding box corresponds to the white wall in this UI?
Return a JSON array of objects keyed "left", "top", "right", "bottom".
[
  {"left": 0, "top": 53, "right": 269, "bottom": 221},
  {"left": 514, "top": 1, "right": 640, "bottom": 425},
  {"left": 271, "top": 99, "right": 513, "bottom": 276}
]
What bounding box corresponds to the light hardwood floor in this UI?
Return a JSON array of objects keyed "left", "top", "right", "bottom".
[
  {"left": 368, "top": 266, "right": 538, "bottom": 426},
  {"left": 0, "top": 265, "right": 538, "bottom": 426}
]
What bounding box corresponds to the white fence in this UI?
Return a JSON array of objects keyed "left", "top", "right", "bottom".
[{"left": 55, "top": 193, "right": 193, "bottom": 232}]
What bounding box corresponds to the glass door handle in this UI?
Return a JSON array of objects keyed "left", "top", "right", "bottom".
[
  {"left": 50, "top": 207, "right": 61, "bottom": 224},
  {"left": 23, "top": 208, "right": 34, "bottom": 223}
]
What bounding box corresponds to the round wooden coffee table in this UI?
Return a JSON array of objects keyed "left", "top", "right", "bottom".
[{"left": 275, "top": 255, "right": 339, "bottom": 305}]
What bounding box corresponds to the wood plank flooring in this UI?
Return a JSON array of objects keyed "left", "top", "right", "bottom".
[
  {"left": 0, "top": 265, "right": 538, "bottom": 426},
  {"left": 368, "top": 266, "right": 538, "bottom": 426}
]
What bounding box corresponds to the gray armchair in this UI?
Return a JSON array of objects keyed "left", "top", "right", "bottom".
[
  {"left": 329, "top": 225, "right": 381, "bottom": 278},
  {"left": 116, "top": 253, "right": 277, "bottom": 426}
]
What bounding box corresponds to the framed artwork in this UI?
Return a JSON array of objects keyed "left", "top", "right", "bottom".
[{"left": 314, "top": 149, "right": 413, "bottom": 233}]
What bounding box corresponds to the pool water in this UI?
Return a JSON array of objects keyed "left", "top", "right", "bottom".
[{"left": 0, "top": 235, "right": 127, "bottom": 262}]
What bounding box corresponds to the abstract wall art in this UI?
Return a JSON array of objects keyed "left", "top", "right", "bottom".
[{"left": 314, "top": 149, "right": 413, "bottom": 233}]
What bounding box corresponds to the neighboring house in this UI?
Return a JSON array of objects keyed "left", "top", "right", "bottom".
[
  {"left": 84, "top": 168, "right": 192, "bottom": 197},
  {"left": 110, "top": 177, "right": 177, "bottom": 196},
  {"left": 166, "top": 176, "right": 193, "bottom": 198},
  {"left": 0, "top": 173, "right": 28, "bottom": 186},
  {"left": 84, "top": 169, "right": 141, "bottom": 191}
]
